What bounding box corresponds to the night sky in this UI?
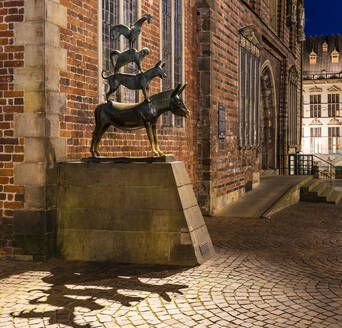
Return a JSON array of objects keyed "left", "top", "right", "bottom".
[{"left": 305, "top": 0, "right": 342, "bottom": 37}]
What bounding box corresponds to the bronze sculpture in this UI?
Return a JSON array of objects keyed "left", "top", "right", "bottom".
[
  {"left": 111, "top": 13, "right": 152, "bottom": 49},
  {"left": 91, "top": 13, "right": 189, "bottom": 157},
  {"left": 90, "top": 84, "right": 189, "bottom": 157},
  {"left": 101, "top": 60, "right": 166, "bottom": 102},
  {"left": 110, "top": 47, "right": 150, "bottom": 73}
]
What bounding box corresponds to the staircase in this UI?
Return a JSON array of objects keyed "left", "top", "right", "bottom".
[{"left": 300, "top": 179, "right": 342, "bottom": 204}]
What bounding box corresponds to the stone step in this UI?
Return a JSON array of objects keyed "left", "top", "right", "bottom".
[
  {"left": 326, "top": 191, "right": 342, "bottom": 204},
  {"left": 319, "top": 185, "right": 335, "bottom": 202},
  {"left": 311, "top": 182, "right": 329, "bottom": 196},
  {"left": 301, "top": 178, "right": 321, "bottom": 192}
]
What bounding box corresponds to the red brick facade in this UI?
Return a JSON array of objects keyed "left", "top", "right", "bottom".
[
  {"left": 0, "top": 0, "right": 304, "bottom": 257},
  {"left": 0, "top": 0, "right": 24, "bottom": 255}
]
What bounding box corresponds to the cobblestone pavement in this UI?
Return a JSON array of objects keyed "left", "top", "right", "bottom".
[{"left": 0, "top": 202, "right": 342, "bottom": 328}]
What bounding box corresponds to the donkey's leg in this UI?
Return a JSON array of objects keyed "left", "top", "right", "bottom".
[
  {"left": 142, "top": 87, "right": 151, "bottom": 103},
  {"left": 90, "top": 123, "right": 103, "bottom": 157},
  {"left": 152, "top": 123, "right": 164, "bottom": 156},
  {"left": 93, "top": 124, "right": 110, "bottom": 156},
  {"left": 144, "top": 122, "right": 158, "bottom": 156},
  {"left": 106, "top": 77, "right": 119, "bottom": 101},
  {"left": 90, "top": 109, "right": 101, "bottom": 157}
]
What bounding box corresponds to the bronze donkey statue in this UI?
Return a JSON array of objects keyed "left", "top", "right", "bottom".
[
  {"left": 111, "top": 13, "right": 152, "bottom": 49},
  {"left": 90, "top": 84, "right": 189, "bottom": 157},
  {"left": 101, "top": 60, "right": 166, "bottom": 102}
]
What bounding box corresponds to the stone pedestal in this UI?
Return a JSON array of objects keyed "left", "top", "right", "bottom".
[{"left": 57, "top": 161, "right": 215, "bottom": 265}]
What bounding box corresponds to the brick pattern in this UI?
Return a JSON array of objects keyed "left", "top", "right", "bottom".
[
  {"left": 0, "top": 0, "right": 25, "bottom": 254},
  {"left": 59, "top": 0, "right": 98, "bottom": 158}
]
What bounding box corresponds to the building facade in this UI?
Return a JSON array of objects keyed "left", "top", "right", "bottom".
[
  {"left": 0, "top": 0, "right": 304, "bottom": 258},
  {"left": 302, "top": 35, "right": 342, "bottom": 161}
]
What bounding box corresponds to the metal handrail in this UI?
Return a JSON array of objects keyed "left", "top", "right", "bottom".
[
  {"left": 288, "top": 154, "right": 336, "bottom": 185},
  {"left": 303, "top": 72, "right": 342, "bottom": 80},
  {"left": 302, "top": 154, "right": 335, "bottom": 184}
]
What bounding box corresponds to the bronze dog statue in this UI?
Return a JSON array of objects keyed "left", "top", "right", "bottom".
[
  {"left": 111, "top": 13, "right": 152, "bottom": 49},
  {"left": 110, "top": 47, "right": 150, "bottom": 73},
  {"left": 90, "top": 84, "right": 189, "bottom": 157},
  {"left": 101, "top": 60, "right": 166, "bottom": 102}
]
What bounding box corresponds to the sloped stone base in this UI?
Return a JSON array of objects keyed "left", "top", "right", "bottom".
[{"left": 57, "top": 161, "right": 215, "bottom": 265}]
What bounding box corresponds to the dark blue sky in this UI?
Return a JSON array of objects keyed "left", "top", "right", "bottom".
[{"left": 305, "top": 0, "right": 342, "bottom": 37}]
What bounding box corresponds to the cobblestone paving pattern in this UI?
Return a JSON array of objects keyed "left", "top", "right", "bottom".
[{"left": 0, "top": 202, "right": 341, "bottom": 327}]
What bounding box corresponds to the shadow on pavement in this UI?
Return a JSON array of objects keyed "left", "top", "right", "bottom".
[{"left": 6, "top": 261, "right": 188, "bottom": 328}]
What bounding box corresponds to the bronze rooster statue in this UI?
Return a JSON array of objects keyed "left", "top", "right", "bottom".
[{"left": 111, "top": 13, "right": 152, "bottom": 49}]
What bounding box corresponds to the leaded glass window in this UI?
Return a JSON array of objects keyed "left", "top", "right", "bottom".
[
  {"left": 328, "top": 94, "right": 339, "bottom": 117},
  {"left": 102, "top": 0, "right": 138, "bottom": 102},
  {"left": 288, "top": 68, "right": 298, "bottom": 146},
  {"left": 239, "top": 31, "right": 260, "bottom": 147},
  {"left": 310, "top": 95, "right": 321, "bottom": 118},
  {"left": 162, "top": 0, "right": 184, "bottom": 128}
]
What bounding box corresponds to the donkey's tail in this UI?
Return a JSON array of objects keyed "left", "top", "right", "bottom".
[
  {"left": 110, "top": 50, "right": 120, "bottom": 68},
  {"left": 101, "top": 70, "right": 111, "bottom": 79}
]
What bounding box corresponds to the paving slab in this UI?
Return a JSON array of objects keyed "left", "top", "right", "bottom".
[{"left": 215, "top": 175, "right": 312, "bottom": 218}]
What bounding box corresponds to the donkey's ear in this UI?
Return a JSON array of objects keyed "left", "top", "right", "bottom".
[
  {"left": 156, "top": 60, "right": 162, "bottom": 66},
  {"left": 178, "top": 83, "right": 187, "bottom": 95},
  {"left": 171, "top": 83, "right": 182, "bottom": 97}
]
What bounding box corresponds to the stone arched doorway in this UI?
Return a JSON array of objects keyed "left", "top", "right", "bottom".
[{"left": 260, "top": 64, "right": 277, "bottom": 170}]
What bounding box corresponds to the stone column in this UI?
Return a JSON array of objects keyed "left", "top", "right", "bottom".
[
  {"left": 195, "top": 1, "right": 216, "bottom": 215},
  {"left": 13, "top": 0, "right": 67, "bottom": 260}
]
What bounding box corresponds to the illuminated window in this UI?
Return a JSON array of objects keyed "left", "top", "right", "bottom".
[
  {"left": 309, "top": 50, "right": 317, "bottom": 64},
  {"left": 310, "top": 127, "right": 321, "bottom": 153},
  {"left": 328, "top": 94, "right": 340, "bottom": 117},
  {"left": 322, "top": 41, "right": 328, "bottom": 52},
  {"left": 328, "top": 127, "right": 340, "bottom": 153},
  {"left": 331, "top": 49, "right": 339, "bottom": 63},
  {"left": 310, "top": 94, "right": 321, "bottom": 118}
]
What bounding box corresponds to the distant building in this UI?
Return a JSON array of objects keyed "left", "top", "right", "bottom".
[{"left": 302, "top": 35, "right": 342, "bottom": 160}]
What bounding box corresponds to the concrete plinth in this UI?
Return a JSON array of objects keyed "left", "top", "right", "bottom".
[{"left": 57, "top": 161, "right": 215, "bottom": 265}]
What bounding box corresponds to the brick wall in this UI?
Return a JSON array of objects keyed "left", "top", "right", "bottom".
[
  {"left": 59, "top": 0, "right": 98, "bottom": 158},
  {"left": 58, "top": 0, "right": 200, "bottom": 186},
  {"left": 194, "top": 0, "right": 302, "bottom": 213},
  {"left": 0, "top": 0, "right": 25, "bottom": 255}
]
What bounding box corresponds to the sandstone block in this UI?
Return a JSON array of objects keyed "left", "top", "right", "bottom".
[
  {"left": 14, "top": 112, "right": 45, "bottom": 137},
  {"left": 24, "top": 91, "right": 45, "bottom": 113},
  {"left": 15, "top": 22, "right": 44, "bottom": 45},
  {"left": 46, "top": 0, "right": 67, "bottom": 28},
  {"left": 14, "top": 162, "right": 46, "bottom": 186}
]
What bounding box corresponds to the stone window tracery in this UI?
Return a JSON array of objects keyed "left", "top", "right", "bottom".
[
  {"left": 161, "top": 0, "right": 184, "bottom": 128},
  {"left": 288, "top": 67, "right": 298, "bottom": 146},
  {"left": 102, "top": 0, "right": 139, "bottom": 102},
  {"left": 239, "top": 26, "right": 261, "bottom": 147}
]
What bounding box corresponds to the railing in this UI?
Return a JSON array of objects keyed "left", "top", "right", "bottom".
[
  {"left": 303, "top": 72, "right": 342, "bottom": 80},
  {"left": 288, "top": 154, "right": 336, "bottom": 184}
]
